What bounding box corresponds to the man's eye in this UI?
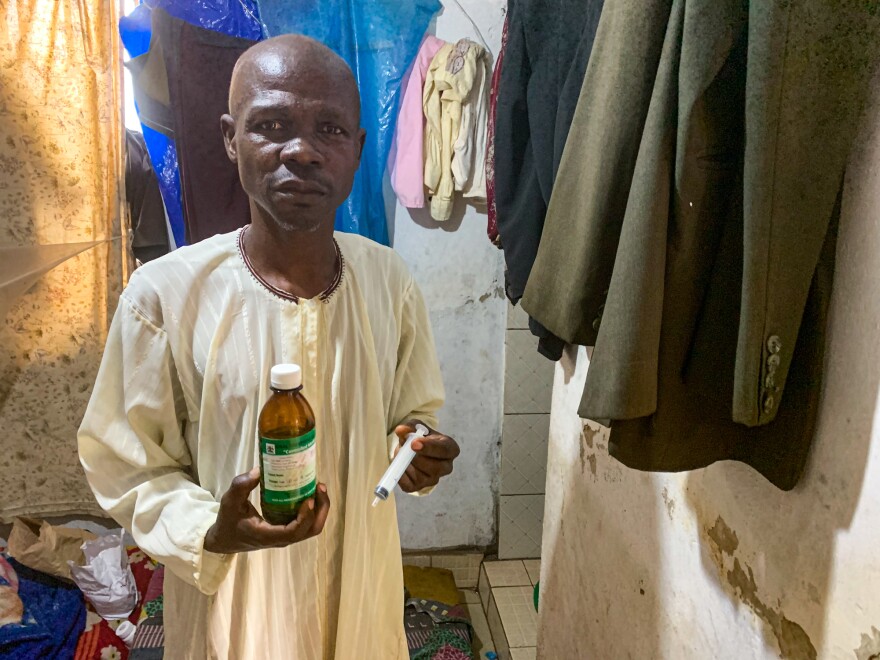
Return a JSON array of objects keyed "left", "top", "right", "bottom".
[
  {"left": 259, "top": 121, "right": 284, "bottom": 131},
  {"left": 322, "top": 125, "right": 344, "bottom": 136}
]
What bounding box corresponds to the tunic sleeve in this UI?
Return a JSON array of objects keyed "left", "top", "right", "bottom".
[
  {"left": 386, "top": 279, "right": 446, "bottom": 461},
  {"left": 78, "top": 296, "right": 232, "bottom": 595}
]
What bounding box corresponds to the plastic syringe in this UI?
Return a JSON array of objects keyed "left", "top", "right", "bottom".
[{"left": 372, "top": 423, "right": 429, "bottom": 507}]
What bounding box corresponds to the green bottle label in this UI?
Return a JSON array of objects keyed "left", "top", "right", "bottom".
[{"left": 260, "top": 428, "right": 317, "bottom": 505}]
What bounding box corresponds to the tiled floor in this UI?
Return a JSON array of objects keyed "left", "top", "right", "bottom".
[
  {"left": 478, "top": 559, "right": 540, "bottom": 660},
  {"left": 460, "top": 588, "right": 495, "bottom": 659},
  {"left": 402, "top": 554, "right": 542, "bottom": 659},
  {"left": 403, "top": 552, "right": 495, "bottom": 657},
  {"left": 403, "top": 551, "right": 483, "bottom": 588}
]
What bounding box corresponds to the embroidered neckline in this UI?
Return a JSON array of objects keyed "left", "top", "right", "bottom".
[{"left": 237, "top": 226, "right": 345, "bottom": 304}]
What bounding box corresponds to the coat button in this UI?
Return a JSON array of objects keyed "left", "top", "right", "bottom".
[
  {"left": 764, "top": 373, "right": 777, "bottom": 390},
  {"left": 767, "top": 335, "right": 782, "bottom": 354},
  {"left": 766, "top": 354, "right": 781, "bottom": 369},
  {"left": 762, "top": 392, "right": 776, "bottom": 414}
]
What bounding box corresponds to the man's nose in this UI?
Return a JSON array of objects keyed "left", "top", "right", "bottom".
[{"left": 279, "top": 136, "right": 324, "bottom": 167}]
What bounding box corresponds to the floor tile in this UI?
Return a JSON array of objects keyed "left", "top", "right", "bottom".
[
  {"left": 499, "top": 494, "right": 544, "bottom": 559},
  {"left": 453, "top": 567, "right": 480, "bottom": 589},
  {"left": 479, "top": 565, "right": 491, "bottom": 614},
  {"left": 463, "top": 600, "right": 495, "bottom": 658},
  {"left": 510, "top": 648, "right": 537, "bottom": 660},
  {"left": 432, "top": 553, "right": 482, "bottom": 588},
  {"left": 484, "top": 560, "right": 531, "bottom": 587},
  {"left": 486, "top": 591, "right": 510, "bottom": 660},
  {"left": 460, "top": 588, "right": 481, "bottom": 605},
  {"left": 493, "top": 586, "right": 538, "bottom": 648},
  {"left": 501, "top": 414, "right": 550, "bottom": 495},
  {"left": 431, "top": 552, "right": 483, "bottom": 570},
  {"left": 522, "top": 560, "right": 541, "bottom": 585}
]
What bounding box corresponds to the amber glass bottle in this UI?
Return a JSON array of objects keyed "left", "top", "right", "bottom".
[{"left": 258, "top": 364, "right": 317, "bottom": 526}]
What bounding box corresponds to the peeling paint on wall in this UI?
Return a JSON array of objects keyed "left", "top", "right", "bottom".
[
  {"left": 707, "top": 516, "right": 739, "bottom": 555},
  {"left": 726, "top": 558, "right": 817, "bottom": 660},
  {"left": 703, "top": 516, "right": 815, "bottom": 659},
  {"left": 661, "top": 487, "right": 676, "bottom": 521},
  {"left": 579, "top": 421, "right": 602, "bottom": 478}
]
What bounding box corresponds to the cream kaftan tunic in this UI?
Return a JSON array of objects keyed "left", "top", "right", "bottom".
[{"left": 78, "top": 230, "right": 445, "bottom": 659}]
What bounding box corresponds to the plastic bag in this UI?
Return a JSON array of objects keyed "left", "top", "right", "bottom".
[
  {"left": 258, "top": 0, "right": 441, "bottom": 245},
  {"left": 68, "top": 531, "right": 138, "bottom": 620}
]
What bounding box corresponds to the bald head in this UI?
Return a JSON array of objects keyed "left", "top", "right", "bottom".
[
  {"left": 220, "top": 33, "right": 366, "bottom": 234},
  {"left": 228, "top": 34, "right": 359, "bottom": 119}
]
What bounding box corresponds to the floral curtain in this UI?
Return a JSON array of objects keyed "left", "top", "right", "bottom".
[{"left": 0, "top": 0, "right": 126, "bottom": 518}]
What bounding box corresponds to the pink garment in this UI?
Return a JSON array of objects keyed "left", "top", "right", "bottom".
[{"left": 390, "top": 35, "right": 446, "bottom": 208}]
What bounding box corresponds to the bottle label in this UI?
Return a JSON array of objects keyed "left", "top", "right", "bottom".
[{"left": 260, "top": 428, "right": 317, "bottom": 505}]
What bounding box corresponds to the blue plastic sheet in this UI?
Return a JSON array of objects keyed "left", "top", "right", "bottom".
[
  {"left": 122, "top": 0, "right": 435, "bottom": 246},
  {"left": 258, "top": 0, "right": 441, "bottom": 245},
  {"left": 144, "top": 0, "right": 265, "bottom": 41}
]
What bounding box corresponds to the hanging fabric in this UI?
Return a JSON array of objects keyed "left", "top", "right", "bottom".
[
  {"left": 494, "top": 0, "right": 605, "bottom": 304},
  {"left": 258, "top": 0, "right": 442, "bottom": 245},
  {"left": 389, "top": 35, "right": 447, "bottom": 210},
  {"left": 119, "top": 0, "right": 265, "bottom": 248},
  {"left": 492, "top": 0, "right": 605, "bottom": 361},
  {"left": 521, "top": 0, "right": 880, "bottom": 489},
  {"left": 150, "top": 8, "right": 256, "bottom": 244},
  {"left": 0, "top": 0, "right": 126, "bottom": 517},
  {"left": 423, "top": 39, "right": 491, "bottom": 222},
  {"left": 126, "top": 130, "right": 171, "bottom": 263},
  {"left": 485, "top": 12, "right": 510, "bottom": 247},
  {"left": 120, "top": 3, "right": 186, "bottom": 248}
]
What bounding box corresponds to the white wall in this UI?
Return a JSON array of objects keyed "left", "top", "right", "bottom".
[
  {"left": 537, "top": 73, "right": 880, "bottom": 659},
  {"left": 392, "top": 0, "right": 507, "bottom": 550}
]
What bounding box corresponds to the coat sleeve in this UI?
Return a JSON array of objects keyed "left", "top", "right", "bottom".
[
  {"left": 78, "top": 296, "right": 232, "bottom": 595},
  {"left": 385, "top": 279, "right": 446, "bottom": 489}
]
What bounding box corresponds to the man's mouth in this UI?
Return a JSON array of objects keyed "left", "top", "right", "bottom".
[{"left": 273, "top": 179, "right": 327, "bottom": 196}]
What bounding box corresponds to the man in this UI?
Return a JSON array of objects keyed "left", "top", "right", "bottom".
[{"left": 79, "top": 35, "right": 459, "bottom": 659}]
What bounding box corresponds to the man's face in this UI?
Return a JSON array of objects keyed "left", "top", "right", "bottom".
[{"left": 222, "top": 59, "right": 365, "bottom": 233}]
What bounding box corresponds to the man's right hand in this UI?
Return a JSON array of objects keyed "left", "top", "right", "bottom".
[{"left": 204, "top": 467, "right": 330, "bottom": 554}]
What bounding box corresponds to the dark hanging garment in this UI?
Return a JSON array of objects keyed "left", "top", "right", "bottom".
[
  {"left": 493, "top": 0, "right": 605, "bottom": 359},
  {"left": 150, "top": 8, "right": 256, "bottom": 244},
  {"left": 493, "top": 0, "right": 606, "bottom": 298},
  {"left": 125, "top": 130, "right": 171, "bottom": 263}
]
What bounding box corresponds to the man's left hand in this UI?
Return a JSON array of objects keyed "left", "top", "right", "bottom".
[{"left": 393, "top": 421, "right": 460, "bottom": 493}]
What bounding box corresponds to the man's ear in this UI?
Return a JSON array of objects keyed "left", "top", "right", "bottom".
[
  {"left": 221, "top": 114, "right": 238, "bottom": 163},
  {"left": 356, "top": 128, "right": 366, "bottom": 162}
]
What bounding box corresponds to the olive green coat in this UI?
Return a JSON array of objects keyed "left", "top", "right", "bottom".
[{"left": 520, "top": 0, "right": 879, "bottom": 487}]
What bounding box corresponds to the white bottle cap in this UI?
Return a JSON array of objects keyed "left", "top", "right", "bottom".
[
  {"left": 270, "top": 364, "right": 302, "bottom": 390},
  {"left": 116, "top": 620, "right": 137, "bottom": 647}
]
